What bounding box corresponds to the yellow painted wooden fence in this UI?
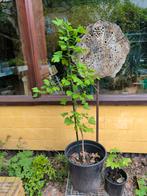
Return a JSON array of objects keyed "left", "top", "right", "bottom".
[{"left": 0, "top": 105, "right": 146, "bottom": 153}]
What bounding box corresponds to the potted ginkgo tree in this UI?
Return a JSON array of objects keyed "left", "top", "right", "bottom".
[{"left": 33, "top": 18, "right": 107, "bottom": 193}]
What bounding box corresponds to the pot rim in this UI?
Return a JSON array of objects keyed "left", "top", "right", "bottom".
[
  {"left": 104, "top": 168, "right": 127, "bottom": 186},
  {"left": 65, "top": 140, "right": 107, "bottom": 168}
]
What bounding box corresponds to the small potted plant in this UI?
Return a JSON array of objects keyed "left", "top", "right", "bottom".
[
  {"left": 104, "top": 148, "right": 131, "bottom": 196},
  {"left": 33, "top": 18, "right": 107, "bottom": 193}
]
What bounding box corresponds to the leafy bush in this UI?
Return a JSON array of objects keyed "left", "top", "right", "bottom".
[
  {"left": 8, "top": 151, "right": 56, "bottom": 196},
  {"left": 8, "top": 151, "right": 33, "bottom": 178},
  {"left": 24, "top": 155, "right": 56, "bottom": 196},
  {"left": 106, "top": 148, "right": 131, "bottom": 170}
]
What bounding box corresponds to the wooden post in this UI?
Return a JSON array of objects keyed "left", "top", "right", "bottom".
[
  {"left": 32, "top": 0, "right": 47, "bottom": 63},
  {"left": 16, "top": 0, "right": 47, "bottom": 88}
]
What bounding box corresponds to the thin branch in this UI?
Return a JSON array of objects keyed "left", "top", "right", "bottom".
[{"left": 0, "top": 33, "right": 19, "bottom": 43}]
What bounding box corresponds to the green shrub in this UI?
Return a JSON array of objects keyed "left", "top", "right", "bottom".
[
  {"left": 8, "top": 151, "right": 56, "bottom": 196},
  {"left": 135, "top": 177, "right": 147, "bottom": 196},
  {"left": 8, "top": 151, "right": 33, "bottom": 178},
  {"left": 24, "top": 155, "right": 56, "bottom": 196}
]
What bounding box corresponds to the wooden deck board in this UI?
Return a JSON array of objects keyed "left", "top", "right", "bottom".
[{"left": 0, "top": 177, "right": 25, "bottom": 196}]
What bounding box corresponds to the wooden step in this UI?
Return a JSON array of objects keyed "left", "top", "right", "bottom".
[{"left": 0, "top": 177, "right": 25, "bottom": 196}]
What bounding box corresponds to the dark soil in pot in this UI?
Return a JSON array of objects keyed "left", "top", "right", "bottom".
[
  {"left": 65, "top": 140, "right": 107, "bottom": 193},
  {"left": 104, "top": 167, "right": 127, "bottom": 196}
]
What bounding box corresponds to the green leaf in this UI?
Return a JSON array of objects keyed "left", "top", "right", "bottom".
[
  {"left": 33, "top": 93, "right": 39, "bottom": 98},
  {"left": 61, "top": 58, "right": 68, "bottom": 66},
  {"left": 60, "top": 98, "right": 67, "bottom": 105},
  {"left": 87, "top": 94, "right": 94, "bottom": 100},
  {"left": 72, "top": 94, "right": 79, "bottom": 99},
  {"left": 76, "top": 37, "right": 81, "bottom": 42},
  {"left": 59, "top": 41, "right": 67, "bottom": 50},
  {"left": 61, "top": 112, "right": 68, "bottom": 117},
  {"left": 122, "top": 158, "right": 132, "bottom": 167},
  {"left": 83, "top": 103, "right": 89, "bottom": 110},
  {"left": 83, "top": 127, "right": 94, "bottom": 133},
  {"left": 76, "top": 25, "right": 86, "bottom": 34},
  {"left": 66, "top": 90, "right": 72, "bottom": 96},
  {"left": 59, "top": 36, "right": 68, "bottom": 41},
  {"left": 70, "top": 46, "right": 83, "bottom": 53},
  {"left": 84, "top": 79, "right": 91, "bottom": 85},
  {"left": 71, "top": 75, "right": 83, "bottom": 86},
  {"left": 32, "top": 87, "right": 40, "bottom": 98},
  {"left": 43, "top": 79, "right": 50, "bottom": 86},
  {"left": 110, "top": 148, "right": 120, "bottom": 154},
  {"left": 32, "top": 87, "right": 40, "bottom": 93},
  {"left": 64, "top": 23, "right": 73, "bottom": 32},
  {"left": 51, "top": 51, "right": 62, "bottom": 63},
  {"left": 88, "top": 117, "right": 96, "bottom": 125},
  {"left": 64, "top": 117, "right": 74, "bottom": 125},
  {"left": 61, "top": 78, "right": 70, "bottom": 86},
  {"left": 52, "top": 18, "right": 64, "bottom": 26}
]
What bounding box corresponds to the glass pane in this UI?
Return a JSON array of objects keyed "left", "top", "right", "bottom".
[
  {"left": 43, "top": 0, "right": 147, "bottom": 94},
  {"left": 0, "top": 0, "right": 29, "bottom": 95}
]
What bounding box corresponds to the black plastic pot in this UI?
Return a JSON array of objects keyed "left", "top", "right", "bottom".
[
  {"left": 104, "top": 168, "right": 127, "bottom": 196},
  {"left": 65, "top": 140, "right": 107, "bottom": 193}
]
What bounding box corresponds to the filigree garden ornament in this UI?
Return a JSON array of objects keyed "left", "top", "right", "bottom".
[{"left": 77, "top": 20, "right": 130, "bottom": 78}]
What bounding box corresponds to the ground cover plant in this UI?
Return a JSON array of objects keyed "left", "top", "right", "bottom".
[
  {"left": 135, "top": 176, "right": 147, "bottom": 196},
  {"left": 8, "top": 151, "right": 56, "bottom": 196}
]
